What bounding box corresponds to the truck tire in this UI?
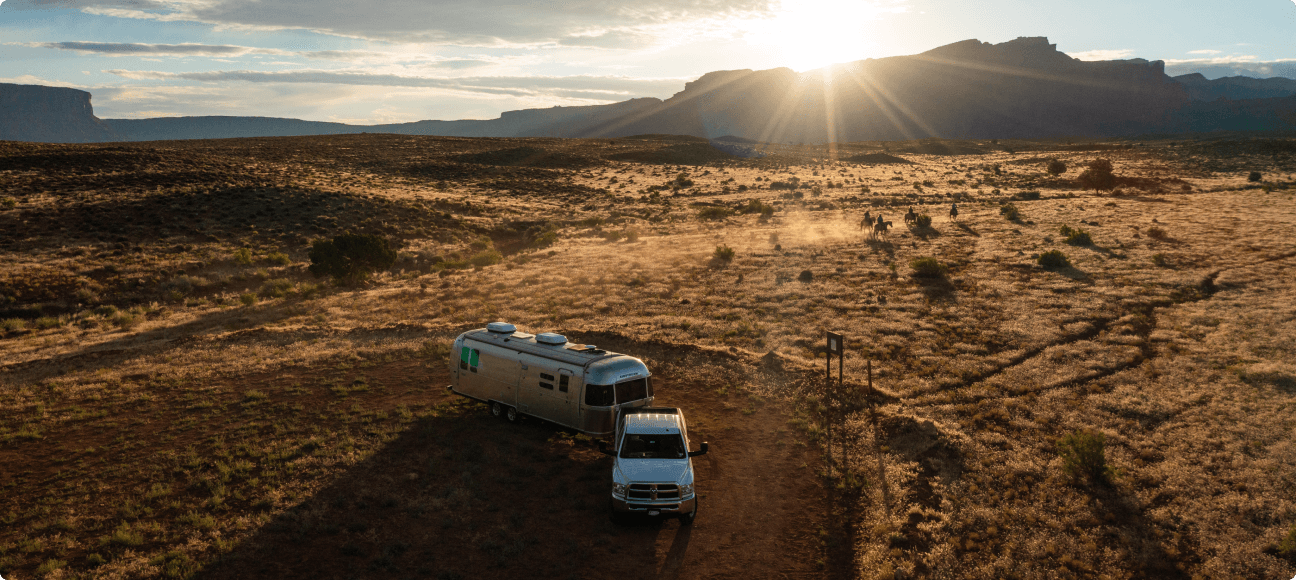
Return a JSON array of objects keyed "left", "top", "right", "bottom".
[
  {"left": 505, "top": 406, "right": 519, "bottom": 423},
  {"left": 679, "top": 498, "right": 698, "bottom": 525},
  {"left": 609, "top": 497, "right": 625, "bottom": 525},
  {"left": 490, "top": 402, "right": 504, "bottom": 418}
]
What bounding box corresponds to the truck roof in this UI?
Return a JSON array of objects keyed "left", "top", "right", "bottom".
[
  {"left": 462, "top": 328, "right": 623, "bottom": 368},
  {"left": 623, "top": 410, "right": 682, "bottom": 434}
]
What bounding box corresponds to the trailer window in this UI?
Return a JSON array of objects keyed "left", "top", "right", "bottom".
[
  {"left": 558, "top": 375, "right": 569, "bottom": 393},
  {"left": 584, "top": 384, "right": 614, "bottom": 406},
  {"left": 615, "top": 378, "right": 648, "bottom": 404},
  {"left": 459, "top": 347, "right": 479, "bottom": 373},
  {"left": 538, "top": 372, "right": 554, "bottom": 390}
]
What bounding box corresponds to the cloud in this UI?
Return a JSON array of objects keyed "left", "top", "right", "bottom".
[
  {"left": 103, "top": 68, "right": 687, "bottom": 99},
  {"left": 1188, "top": 49, "right": 1222, "bottom": 55},
  {"left": 3, "top": 0, "right": 778, "bottom": 47},
  {"left": 1066, "top": 49, "right": 1136, "bottom": 62},
  {"left": 30, "top": 41, "right": 287, "bottom": 57}
]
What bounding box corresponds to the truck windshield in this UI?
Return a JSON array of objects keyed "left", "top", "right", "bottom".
[{"left": 619, "top": 433, "right": 685, "bottom": 459}]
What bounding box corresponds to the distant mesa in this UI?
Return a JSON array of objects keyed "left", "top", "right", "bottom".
[
  {"left": 451, "top": 146, "right": 599, "bottom": 169},
  {"left": 4, "top": 36, "right": 1296, "bottom": 145},
  {"left": 606, "top": 142, "right": 739, "bottom": 165},
  {"left": 842, "top": 152, "right": 913, "bottom": 164}
]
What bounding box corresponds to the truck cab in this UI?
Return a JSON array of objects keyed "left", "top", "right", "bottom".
[{"left": 599, "top": 407, "right": 708, "bottom": 524}]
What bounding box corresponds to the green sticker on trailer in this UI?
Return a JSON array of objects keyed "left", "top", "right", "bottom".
[
  {"left": 461, "top": 347, "right": 470, "bottom": 363},
  {"left": 470, "top": 349, "right": 479, "bottom": 367}
]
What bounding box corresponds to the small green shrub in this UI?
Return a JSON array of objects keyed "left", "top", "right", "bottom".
[
  {"left": 101, "top": 523, "right": 144, "bottom": 548},
  {"left": 1, "top": 318, "right": 25, "bottom": 332},
  {"left": 92, "top": 305, "right": 118, "bottom": 317},
  {"left": 1046, "top": 159, "right": 1067, "bottom": 176},
  {"left": 1247, "top": 171, "right": 1262, "bottom": 182},
  {"left": 1057, "top": 430, "right": 1115, "bottom": 484},
  {"left": 1038, "top": 250, "right": 1070, "bottom": 269},
  {"left": 178, "top": 511, "right": 217, "bottom": 530},
  {"left": 34, "top": 316, "right": 62, "bottom": 330},
  {"left": 109, "top": 312, "right": 137, "bottom": 329},
  {"left": 151, "top": 550, "right": 199, "bottom": 579},
  {"left": 1151, "top": 253, "right": 1168, "bottom": 267},
  {"left": 468, "top": 249, "right": 503, "bottom": 268},
  {"left": 266, "top": 251, "right": 291, "bottom": 266},
  {"left": 469, "top": 236, "right": 493, "bottom": 251},
  {"left": 624, "top": 228, "right": 641, "bottom": 243},
  {"left": 233, "top": 248, "right": 253, "bottom": 265},
  {"left": 1278, "top": 526, "right": 1296, "bottom": 557},
  {"left": 1146, "top": 226, "right": 1170, "bottom": 241},
  {"left": 602, "top": 230, "right": 623, "bottom": 242},
  {"left": 713, "top": 245, "right": 736, "bottom": 262},
  {"left": 697, "top": 206, "right": 734, "bottom": 221},
  {"left": 308, "top": 233, "right": 398, "bottom": 285},
  {"left": 1, "top": 197, "right": 16, "bottom": 209},
  {"left": 914, "top": 214, "right": 932, "bottom": 227},
  {"left": 239, "top": 293, "right": 258, "bottom": 306},
  {"left": 258, "top": 278, "right": 294, "bottom": 298},
  {"left": 1000, "top": 203, "right": 1020, "bottom": 222},
  {"left": 36, "top": 559, "right": 67, "bottom": 575},
  {"left": 1059, "top": 225, "right": 1092, "bottom": 246},
  {"left": 86, "top": 553, "right": 106, "bottom": 567},
  {"left": 798, "top": 270, "right": 813, "bottom": 282},
  {"left": 908, "top": 257, "right": 944, "bottom": 277}
]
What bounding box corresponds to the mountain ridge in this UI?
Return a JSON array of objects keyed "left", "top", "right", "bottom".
[{"left": 4, "top": 37, "right": 1296, "bottom": 144}]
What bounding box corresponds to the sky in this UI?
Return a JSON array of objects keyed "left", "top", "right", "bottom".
[{"left": 2, "top": 0, "right": 1295, "bottom": 124}]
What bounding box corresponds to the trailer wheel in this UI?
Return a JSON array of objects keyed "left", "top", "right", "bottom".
[
  {"left": 505, "top": 406, "right": 519, "bottom": 423},
  {"left": 679, "top": 497, "right": 698, "bottom": 525},
  {"left": 490, "top": 402, "right": 504, "bottom": 418}
]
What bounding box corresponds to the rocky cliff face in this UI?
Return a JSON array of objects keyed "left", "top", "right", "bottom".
[
  {"left": 0, "top": 83, "right": 117, "bottom": 143},
  {"left": 580, "top": 37, "right": 1191, "bottom": 141}
]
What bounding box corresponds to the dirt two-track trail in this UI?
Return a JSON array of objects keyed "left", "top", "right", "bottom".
[{"left": 192, "top": 362, "right": 831, "bottom": 580}]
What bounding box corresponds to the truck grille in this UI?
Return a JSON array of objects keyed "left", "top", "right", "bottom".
[{"left": 628, "top": 483, "right": 680, "bottom": 501}]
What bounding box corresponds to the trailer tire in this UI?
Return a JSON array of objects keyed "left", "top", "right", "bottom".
[
  {"left": 679, "top": 498, "right": 698, "bottom": 525},
  {"left": 490, "top": 401, "right": 504, "bottom": 418},
  {"left": 505, "top": 406, "right": 519, "bottom": 423}
]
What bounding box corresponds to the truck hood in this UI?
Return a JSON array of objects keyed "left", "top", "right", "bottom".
[{"left": 616, "top": 458, "right": 691, "bottom": 483}]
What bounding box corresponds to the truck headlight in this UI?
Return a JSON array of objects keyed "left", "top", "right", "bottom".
[
  {"left": 679, "top": 483, "right": 694, "bottom": 497},
  {"left": 613, "top": 483, "right": 627, "bottom": 497}
]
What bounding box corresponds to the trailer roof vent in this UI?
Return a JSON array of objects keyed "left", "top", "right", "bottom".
[
  {"left": 536, "top": 333, "right": 567, "bottom": 345},
  {"left": 486, "top": 322, "right": 517, "bottom": 334}
]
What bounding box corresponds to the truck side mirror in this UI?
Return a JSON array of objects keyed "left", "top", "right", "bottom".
[
  {"left": 598, "top": 440, "right": 616, "bottom": 456},
  {"left": 689, "top": 442, "right": 708, "bottom": 457}
]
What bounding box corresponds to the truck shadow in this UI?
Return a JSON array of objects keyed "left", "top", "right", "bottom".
[{"left": 193, "top": 401, "right": 682, "bottom": 580}]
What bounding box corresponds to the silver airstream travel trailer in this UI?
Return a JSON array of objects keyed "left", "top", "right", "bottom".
[{"left": 448, "top": 322, "right": 654, "bottom": 436}]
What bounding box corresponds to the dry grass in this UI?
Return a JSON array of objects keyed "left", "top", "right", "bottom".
[{"left": 2, "top": 134, "right": 1295, "bottom": 579}]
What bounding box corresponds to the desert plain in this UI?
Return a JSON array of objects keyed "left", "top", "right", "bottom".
[{"left": 1, "top": 134, "right": 1295, "bottom": 579}]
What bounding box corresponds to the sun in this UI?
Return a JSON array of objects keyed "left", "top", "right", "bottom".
[{"left": 742, "top": 0, "right": 897, "bottom": 71}]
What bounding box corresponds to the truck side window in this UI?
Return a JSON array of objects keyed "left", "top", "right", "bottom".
[
  {"left": 584, "top": 384, "right": 613, "bottom": 406},
  {"left": 558, "top": 375, "right": 569, "bottom": 393},
  {"left": 539, "top": 372, "right": 554, "bottom": 390}
]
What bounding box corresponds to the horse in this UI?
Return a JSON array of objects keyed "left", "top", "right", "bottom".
[
  {"left": 949, "top": 203, "right": 959, "bottom": 221},
  {"left": 870, "top": 220, "right": 892, "bottom": 240},
  {"left": 858, "top": 211, "right": 873, "bottom": 230},
  {"left": 903, "top": 207, "right": 918, "bottom": 225}
]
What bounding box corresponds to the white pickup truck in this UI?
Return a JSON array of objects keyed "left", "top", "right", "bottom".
[{"left": 599, "top": 407, "right": 708, "bottom": 524}]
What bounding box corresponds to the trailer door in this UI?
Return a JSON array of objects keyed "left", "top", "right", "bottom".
[{"left": 550, "top": 369, "right": 576, "bottom": 427}]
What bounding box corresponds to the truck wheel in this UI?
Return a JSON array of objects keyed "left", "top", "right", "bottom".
[
  {"left": 490, "top": 402, "right": 504, "bottom": 418},
  {"left": 679, "top": 498, "right": 698, "bottom": 525},
  {"left": 505, "top": 406, "right": 519, "bottom": 423}
]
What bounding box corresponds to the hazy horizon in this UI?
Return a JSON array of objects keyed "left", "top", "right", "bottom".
[{"left": 2, "top": 0, "right": 1295, "bottom": 124}]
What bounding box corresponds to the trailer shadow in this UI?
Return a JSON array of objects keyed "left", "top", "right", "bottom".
[{"left": 193, "top": 401, "right": 680, "bottom": 580}]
